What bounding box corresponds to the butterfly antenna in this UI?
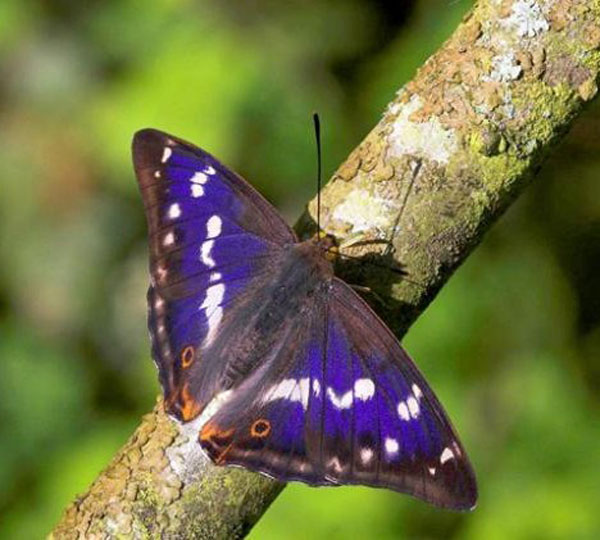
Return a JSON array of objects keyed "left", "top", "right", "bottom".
[{"left": 313, "top": 112, "right": 322, "bottom": 233}]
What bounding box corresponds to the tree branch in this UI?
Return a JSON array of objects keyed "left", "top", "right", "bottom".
[{"left": 51, "top": 1, "right": 600, "bottom": 538}]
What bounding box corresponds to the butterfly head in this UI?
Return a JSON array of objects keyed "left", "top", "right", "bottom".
[{"left": 310, "top": 231, "right": 338, "bottom": 263}]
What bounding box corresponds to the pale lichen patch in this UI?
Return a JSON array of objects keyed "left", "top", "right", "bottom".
[
  {"left": 486, "top": 52, "right": 523, "bottom": 81},
  {"left": 502, "top": 0, "right": 550, "bottom": 38},
  {"left": 166, "top": 390, "right": 232, "bottom": 484},
  {"left": 387, "top": 95, "right": 458, "bottom": 164},
  {"left": 331, "top": 188, "right": 396, "bottom": 235}
]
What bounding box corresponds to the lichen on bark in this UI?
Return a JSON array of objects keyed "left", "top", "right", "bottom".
[
  {"left": 51, "top": 1, "right": 600, "bottom": 538},
  {"left": 50, "top": 399, "right": 284, "bottom": 539}
]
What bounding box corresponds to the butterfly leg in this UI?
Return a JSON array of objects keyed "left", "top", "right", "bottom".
[
  {"left": 338, "top": 234, "right": 392, "bottom": 252},
  {"left": 349, "top": 284, "right": 388, "bottom": 307}
]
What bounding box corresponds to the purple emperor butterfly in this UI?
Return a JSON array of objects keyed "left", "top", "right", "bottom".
[{"left": 133, "top": 128, "right": 477, "bottom": 510}]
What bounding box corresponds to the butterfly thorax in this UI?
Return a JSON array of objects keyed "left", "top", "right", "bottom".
[
  {"left": 292, "top": 237, "right": 336, "bottom": 282},
  {"left": 219, "top": 239, "right": 334, "bottom": 368}
]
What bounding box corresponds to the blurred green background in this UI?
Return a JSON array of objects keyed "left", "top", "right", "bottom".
[{"left": 0, "top": 0, "right": 598, "bottom": 538}]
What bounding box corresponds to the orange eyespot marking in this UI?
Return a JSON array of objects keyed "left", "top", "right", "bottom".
[
  {"left": 250, "top": 419, "right": 271, "bottom": 438},
  {"left": 179, "top": 383, "right": 201, "bottom": 421},
  {"left": 180, "top": 345, "right": 195, "bottom": 368}
]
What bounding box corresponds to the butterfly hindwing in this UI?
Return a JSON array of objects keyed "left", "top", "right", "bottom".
[
  {"left": 133, "top": 129, "right": 296, "bottom": 420},
  {"left": 199, "top": 279, "right": 477, "bottom": 510},
  {"left": 328, "top": 280, "right": 477, "bottom": 508}
]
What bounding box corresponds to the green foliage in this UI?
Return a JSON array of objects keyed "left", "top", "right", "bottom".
[{"left": 0, "top": 1, "right": 598, "bottom": 538}]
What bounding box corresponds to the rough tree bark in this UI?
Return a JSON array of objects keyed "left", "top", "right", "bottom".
[{"left": 51, "top": 0, "right": 600, "bottom": 538}]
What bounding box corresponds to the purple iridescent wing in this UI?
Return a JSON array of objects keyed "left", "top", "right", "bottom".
[
  {"left": 133, "top": 129, "right": 296, "bottom": 421},
  {"left": 199, "top": 279, "right": 477, "bottom": 510}
]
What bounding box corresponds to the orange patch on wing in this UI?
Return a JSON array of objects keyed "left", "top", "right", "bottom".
[
  {"left": 199, "top": 423, "right": 238, "bottom": 465},
  {"left": 180, "top": 345, "right": 195, "bottom": 368},
  {"left": 179, "top": 383, "right": 201, "bottom": 421},
  {"left": 250, "top": 418, "right": 271, "bottom": 438},
  {"left": 200, "top": 422, "right": 234, "bottom": 441}
]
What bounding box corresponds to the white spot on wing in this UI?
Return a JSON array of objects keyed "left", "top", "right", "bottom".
[
  {"left": 163, "top": 232, "right": 175, "bottom": 246},
  {"left": 265, "top": 379, "right": 296, "bottom": 402},
  {"left": 191, "top": 172, "right": 208, "bottom": 184},
  {"left": 384, "top": 438, "right": 399, "bottom": 456},
  {"left": 161, "top": 147, "right": 172, "bottom": 163},
  {"left": 154, "top": 170, "right": 161, "bottom": 178},
  {"left": 264, "top": 378, "right": 310, "bottom": 410},
  {"left": 191, "top": 184, "right": 204, "bottom": 198},
  {"left": 312, "top": 379, "right": 321, "bottom": 397},
  {"left": 156, "top": 264, "right": 168, "bottom": 281},
  {"left": 206, "top": 215, "right": 222, "bottom": 239},
  {"left": 360, "top": 448, "right": 374, "bottom": 464},
  {"left": 209, "top": 272, "right": 221, "bottom": 282},
  {"left": 204, "top": 166, "right": 216, "bottom": 175},
  {"left": 204, "top": 307, "right": 223, "bottom": 346},
  {"left": 428, "top": 467, "right": 436, "bottom": 475},
  {"left": 168, "top": 203, "right": 181, "bottom": 219},
  {"left": 294, "top": 378, "right": 310, "bottom": 410},
  {"left": 200, "top": 240, "right": 216, "bottom": 267},
  {"left": 327, "top": 387, "right": 353, "bottom": 409},
  {"left": 412, "top": 384, "right": 423, "bottom": 400},
  {"left": 354, "top": 378, "right": 375, "bottom": 401},
  {"left": 201, "top": 283, "right": 225, "bottom": 311},
  {"left": 440, "top": 447, "right": 455, "bottom": 464},
  {"left": 397, "top": 401, "right": 410, "bottom": 421},
  {"left": 407, "top": 396, "right": 420, "bottom": 418},
  {"left": 200, "top": 283, "right": 225, "bottom": 347}
]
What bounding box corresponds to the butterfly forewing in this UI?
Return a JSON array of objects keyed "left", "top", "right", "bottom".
[{"left": 133, "top": 129, "right": 295, "bottom": 420}]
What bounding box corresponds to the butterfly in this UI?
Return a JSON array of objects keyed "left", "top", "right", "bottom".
[{"left": 132, "top": 128, "right": 477, "bottom": 510}]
